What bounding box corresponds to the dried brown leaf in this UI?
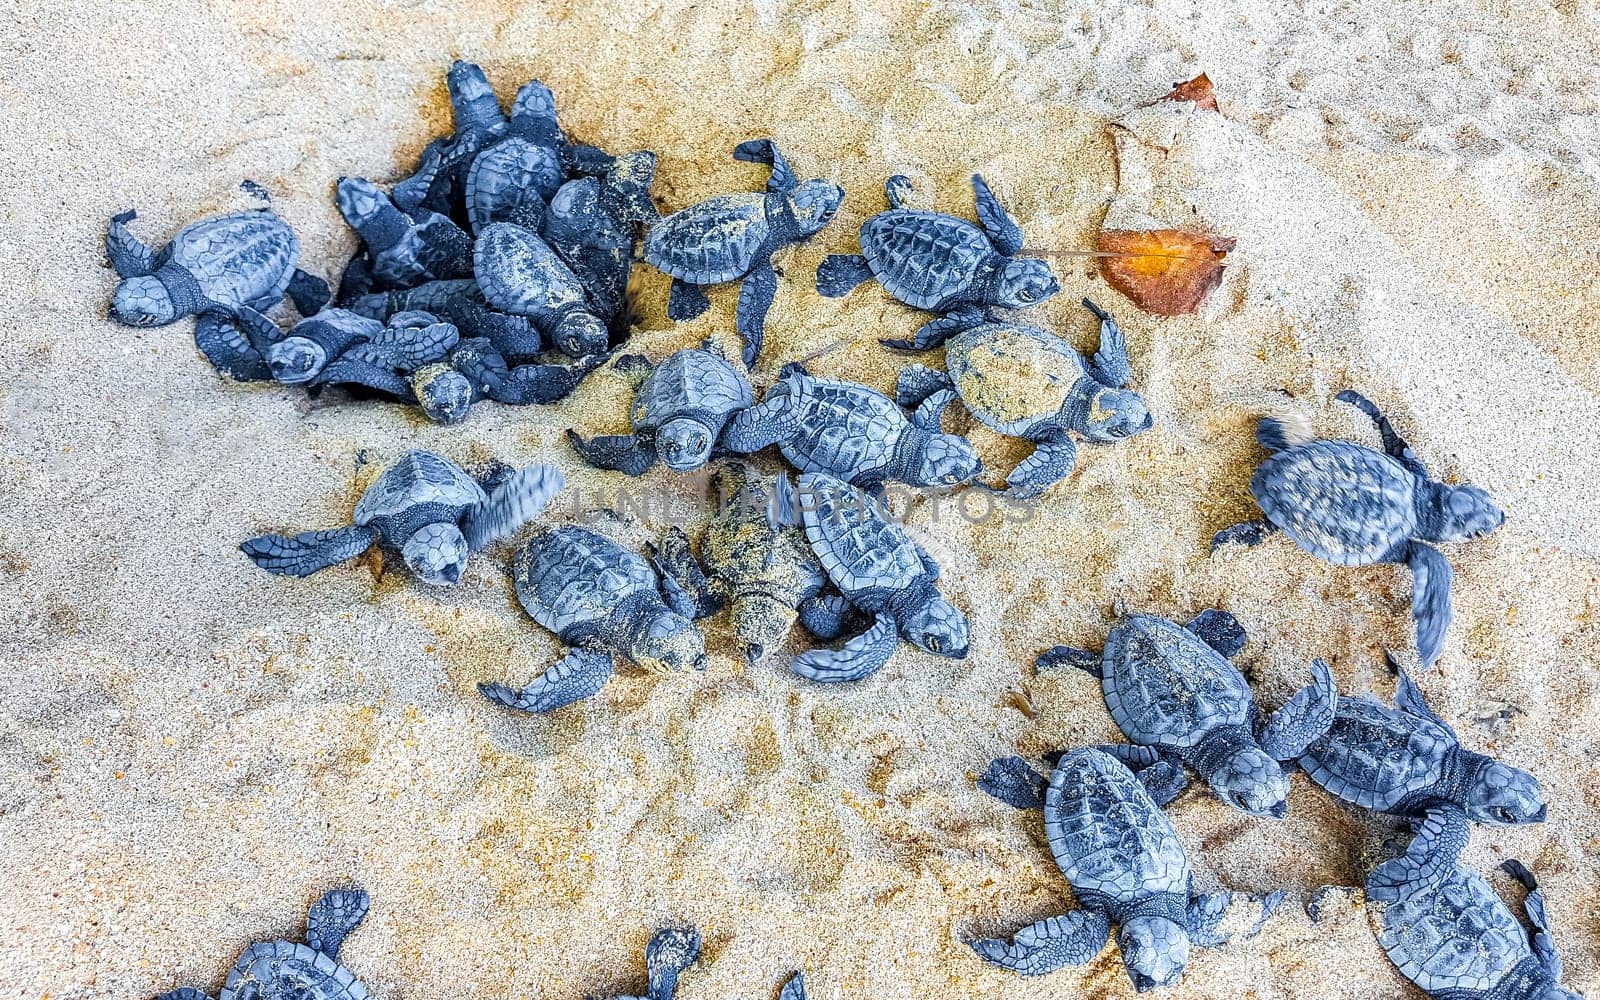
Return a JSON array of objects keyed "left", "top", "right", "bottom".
[
  {"left": 1096, "top": 229, "right": 1237, "bottom": 315},
  {"left": 1162, "top": 73, "right": 1219, "bottom": 112}
]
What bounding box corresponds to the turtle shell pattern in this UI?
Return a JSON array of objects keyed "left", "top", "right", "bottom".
[
  {"left": 1045, "top": 748, "right": 1190, "bottom": 905},
  {"left": 466, "top": 137, "right": 563, "bottom": 233},
  {"left": 945, "top": 323, "right": 1092, "bottom": 439},
  {"left": 1253, "top": 441, "right": 1419, "bottom": 565},
  {"left": 1101, "top": 615, "right": 1254, "bottom": 749},
  {"left": 632, "top": 349, "right": 754, "bottom": 431},
  {"left": 474, "top": 223, "right": 587, "bottom": 317},
  {"left": 1377, "top": 865, "right": 1533, "bottom": 995},
  {"left": 513, "top": 526, "right": 660, "bottom": 638},
  {"left": 858, "top": 209, "right": 994, "bottom": 310},
  {"left": 218, "top": 940, "right": 369, "bottom": 1000},
  {"left": 776, "top": 374, "right": 907, "bottom": 480},
  {"left": 1299, "top": 697, "right": 1453, "bottom": 812},
  {"left": 798, "top": 474, "right": 927, "bottom": 608},
  {"left": 169, "top": 212, "right": 299, "bottom": 310},
  {"left": 644, "top": 192, "right": 771, "bottom": 284},
  {"left": 352, "top": 451, "right": 486, "bottom": 548}
]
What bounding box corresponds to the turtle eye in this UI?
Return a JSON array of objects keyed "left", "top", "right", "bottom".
[
  {"left": 926, "top": 636, "right": 942, "bottom": 653},
  {"left": 1018, "top": 289, "right": 1035, "bottom": 302}
]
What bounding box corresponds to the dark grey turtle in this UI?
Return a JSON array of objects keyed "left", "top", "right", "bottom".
[
  {"left": 445, "top": 336, "right": 611, "bottom": 411},
  {"left": 1037, "top": 610, "right": 1336, "bottom": 818},
  {"left": 335, "top": 176, "right": 473, "bottom": 288},
  {"left": 479, "top": 525, "right": 710, "bottom": 714},
  {"left": 1291, "top": 660, "right": 1546, "bottom": 902},
  {"left": 722, "top": 362, "right": 981, "bottom": 490},
  {"left": 541, "top": 150, "right": 659, "bottom": 325},
  {"left": 1378, "top": 860, "right": 1581, "bottom": 999},
  {"left": 817, "top": 174, "right": 1059, "bottom": 350},
  {"left": 389, "top": 61, "right": 509, "bottom": 217},
  {"left": 970, "top": 748, "right": 1283, "bottom": 992},
  {"left": 771, "top": 473, "right": 967, "bottom": 683},
  {"left": 568, "top": 344, "right": 753, "bottom": 475},
  {"left": 153, "top": 887, "right": 371, "bottom": 1000},
  {"left": 895, "top": 299, "right": 1153, "bottom": 497},
  {"left": 603, "top": 927, "right": 808, "bottom": 1000},
  {"left": 1213, "top": 390, "right": 1505, "bottom": 668},
  {"left": 242, "top": 451, "right": 563, "bottom": 586},
  {"left": 307, "top": 310, "right": 460, "bottom": 402},
  {"left": 643, "top": 139, "right": 844, "bottom": 366},
  {"left": 474, "top": 222, "right": 609, "bottom": 358},
  {"left": 345, "top": 278, "right": 546, "bottom": 362},
  {"left": 266, "top": 308, "right": 384, "bottom": 384},
  {"left": 106, "top": 202, "right": 329, "bottom": 381}
]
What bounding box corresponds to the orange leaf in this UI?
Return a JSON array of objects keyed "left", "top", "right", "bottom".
[
  {"left": 1162, "top": 73, "right": 1219, "bottom": 112},
  {"left": 1096, "top": 229, "right": 1237, "bottom": 315}
]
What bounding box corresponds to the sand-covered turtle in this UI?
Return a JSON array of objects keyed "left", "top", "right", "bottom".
[
  {"left": 153, "top": 887, "right": 372, "bottom": 1000},
  {"left": 1036, "top": 610, "right": 1337, "bottom": 818},
  {"left": 817, "top": 174, "right": 1059, "bottom": 349},
  {"left": 568, "top": 344, "right": 753, "bottom": 475},
  {"left": 541, "top": 151, "right": 659, "bottom": 325},
  {"left": 1213, "top": 391, "right": 1505, "bottom": 668},
  {"left": 895, "top": 299, "right": 1153, "bottom": 497},
  {"left": 105, "top": 201, "right": 329, "bottom": 381},
  {"left": 1291, "top": 660, "right": 1546, "bottom": 901},
  {"left": 722, "top": 362, "right": 981, "bottom": 490},
  {"left": 479, "top": 525, "right": 710, "bottom": 714},
  {"left": 1377, "top": 860, "right": 1581, "bottom": 999},
  {"left": 475, "top": 222, "right": 610, "bottom": 358},
  {"left": 242, "top": 451, "right": 563, "bottom": 586},
  {"left": 644, "top": 139, "right": 844, "bottom": 365},
  {"left": 335, "top": 176, "right": 473, "bottom": 287},
  {"left": 971, "top": 748, "right": 1283, "bottom": 992}
]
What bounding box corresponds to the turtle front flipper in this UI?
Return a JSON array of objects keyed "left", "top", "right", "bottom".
[
  {"left": 647, "top": 528, "right": 723, "bottom": 620},
  {"left": 455, "top": 339, "right": 607, "bottom": 405},
  {"left": 1366, "top": 806, "right": 1471, "bottom": 902},
  {"left": 1083, "top": 298, "right": 1135, "bottom": 388},
  {"left": 1036, "top": 644, "right": 1102, "bottom": 676},
  {"left": 106, "top": 210, "right": 157, "bottom": 277},
  {"left": 1003, "top": 435, "right": 1078, "bottom": 499},
  {"left": 1186, "top": 890, "right": 1285, "bottom": 948},
  {"left": 194, "top": 313, "right": 273, "bottom": 382},
  {"left": 777, "top": 972, "right": 807, "bottom": 1000},
  {"left": 720, "top": 394, "right": 797, "bottom": 453},
  {"left": 1501, "top": 860, "right": 1565, "bottom": 979},
  {"left": 1337, "top": 389, "right": 1429, "bottom": 477},
  {"left": 286, "top": 269, "right": 331, "bottom": 317},
  {"left": 735, "top": 259, "right": 778, "bottom": 366},
  {"left": 232, "top": 305, "right": 285, "bottom": 361},
  {"left": 313, "top": 357, "right": 416, "bottom": 400},
  {"left": 968, "top": 909, "right": 1113, "bottom": 976},
  {"left": 241, "top": 526, "right": 379, "bottom": 577},
  {"left": 732, "top": 138, "right": 796, "bottom": 193},
  {"left": 881, "top": 305, "right": 984, "bottom": 351},
  {"left": 462, "top": 463, "right": 565, "bottom": 550},
  {"left": 644, "top": 926, "right": 702, "bottom": 1000},
  {"left": 567, "top": 431, "right": 657, "bottom": 477},
  {"left": 977, "top": 756, "right": 1050, "bottom": 810},
  {"left": 815, "top": 254, "right": 873, "bottom": 299},
  {"left": 971, "top": 174, "right": 1024, "bottom": 256},
  {"left": 479, "top": 646, "right": 615, "bottom": 714},
  {"left": 895, "top": 365, "right": 954, "bottom": 409},
  {"left": 1210, "top": 519, "right": 1277, "bottom": 551},
  {"left": 790, "top": 611, "right": 898, "bottom": 683},
  {"left": 910, "top": 389, "right": 957, "bottom": 432},
  {"left": 666, "top": 278, "right": 712, "bottom": 322},
  {"left": 1404, "top": 541, "right": 1455, "bottom": 669},
  {"left": 306, "top": 886, "right": 370, "bottom": 958},
  {"left": 1259, "top": 659, "right": 1338, "bottom": 761},
  {"left": 1184, "top": 608, "right": 1247, "bottom": 658}
]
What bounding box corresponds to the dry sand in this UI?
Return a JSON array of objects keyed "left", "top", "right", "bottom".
[{"left": 2, "top": 2, "right": 1599, "bottom": 998}]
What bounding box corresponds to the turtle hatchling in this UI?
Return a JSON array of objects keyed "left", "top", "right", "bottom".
[
  {"left": 335, "top": 176, "right": 473, "bottom": 287},
  {"left": 896, "top": 298, "right": 1152, "bottom": 497},
  {"left": 241, "top": 451, "right": 563, "bottom": 586},
  {"left": 600, "top": 927, "right": 810, "bottom": 1000},
  {"left": 644, "top": 139, "right": 844, "bottom": 365},
  {"left": 1035, "top": 609, "right": 1337, "bottom": 818},
  {"left": 474, "top": 222, "right": 610, "bottom": 357},
  {"left": 1293, "top": 659, "right": 1546, "bottom": 902},
  {"left": 817, "top": 173, "right": 1059, "bottom": 350},
  {"left": 1212, "top": 390, "right": 1505, "bottom": 668},
  {"left": 152, "top": 886, "right": 372, "bottom": 1000},
  {"left": 970, "top": 748, "right": 1283, "bottom": 992},
  {"left": 541, "top": 150, "right": 659, "bottom": 325},
  {"left": 721, "top": 361, "right": 981, "bottom": 490},
  {"left": 1378, "top": 860, "right": 1582, "bottom": 999},
  {"left": 479, "top": 525, "right": 710, "bottom": 714},
  {"left": 568, "top": 343, "right": 753, "bottom": 475}
]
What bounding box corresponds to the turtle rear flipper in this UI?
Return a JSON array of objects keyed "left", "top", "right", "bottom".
[
  {"left": 1259, "top": 659, "right": 1338, "bottom": 761},
  {"left": 462, "top": 463, "right": 564, "bottom": 550},
  {"left": 978, "top": 756, "right": 1050, "bottom": 811},
  {"left": 286, "top": 269, "right": 331, "bottom": 317},
  {"left": 816, "top": 254, "right": 873, "bottom": 299},
  {"left": 968, "top": 909, "right": 1113, "bottom": 975},
  {"left": 666, "top": 278, "right": 712, "bottom": 321},
  {"left": 306, "top": 886, "right": 370, "bottom": 958},
  {"left": 241, "top": 526, "right": 378, "bottom": 577},
  {"left": 1184, "top": 608, "right": 1247, "bottom": 658},
  {"left": 790, "top": 611, "right": 898, "bottom": 683},
  {"left": 479, "top": 647, "right": 614, "bottom": 715}
]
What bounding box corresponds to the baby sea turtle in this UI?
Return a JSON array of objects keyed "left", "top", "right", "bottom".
[
  {"left": 474, "top": 222, "right": 610, "bottom": 358},
  {"left": 153, "top": 886, "right": 372, "bottom": 1000},
  {"left": 602, "top": 927, "right": 808, "bottom": 1000},
  {"left": 1212, "top": 391, "right": 1505, "bottom": 668},
  {"left": 1036, "top": 610, "right": 1337, "bottom": 818},
  {"left": 266, "top": 308, "right": 383, "bottom": 384},
  {"left": 817, "top": 174, "right": 1059, "bottom": 349},
  {"left": 242, "top": 451, "right": 563, "bottom": 586},
  {"left": 773, "top": 473, "right": 968, "bottom": 682},
  {"left": 390, "top": 61, "right": 510, "bottom": 216},
  {"left": 479, "top": 525, "right": 710, "bottom": 714},
  {"left": 722, "top": 362, "right": 981, "bottom": 490},
  {"left": 568, "top": 344, "right": 753, "bottom": 475},
  {"left": 344, "top": 278, "right": 539, "bottom": 360},
  {"left": 971, "top": 748, "right": 1283, "bottom": 992},
  {"left": 1292, "top": 660, "right": 1546, "bottom": 902},
  {"left": 106, "top": 204, "right": 329, "bottom": 381},
  {"left": 461, "top": 78, "right": 570, "bottom": 233},
  {"left": 335, "top": 176, "right": 473, "bottom": 287},
  {"left": 541, "top": 150, "right": 659, "bottom": 325},
  {"left": 1378, "top": 860, "right": 1582, "bottom": 999},
  {"left": 895, "top": 299, "right": 1153, "bottom": 497},
  {"left": 643, "top": 139, "right": 844, "bottom": 365}
]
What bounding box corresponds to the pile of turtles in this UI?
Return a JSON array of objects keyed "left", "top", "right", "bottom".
[{"left": 111, "top": 61, "right": 1580, "bottom": 1000}]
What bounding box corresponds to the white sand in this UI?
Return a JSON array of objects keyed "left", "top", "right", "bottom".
[{"left": 1, "top": 2, "right": 1597, "bottom": 998}]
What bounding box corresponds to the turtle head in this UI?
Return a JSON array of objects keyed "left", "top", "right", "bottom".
[
  {"left": 110, "top": 275, "right": 176, "bottom": 326},
  {"left": 1426, "top": 482, "right": 1504, "bottom": 543},
  {"left": 915, "top": 434, "right": 982, "bottom": 487},
  {"left": 1465, "top": 760, "right": 1547, "bottom": 825},
  {"left": 509, "top": 79, "right": 559, "bottom": 136},
  {"left": 993, "top": 257, "right": 1060, "bottom": 309},
  {"left": 1117, "top": 916, "right": 1190, "bottom": 992},
  {"left": 1208, "top": 747, "right": 1291, "bottom": 819},
  {"left": 902, "top": 597, "right": 968, "bottom": 659},
  {"left": 1081, "top": 386, "right": 1154, "bottom": 442},
  {"left": 656, "top": 416, "right": 716, "bottom": 472},
  {"left": 402, "top": 523, "right": 470, "bottom": 586},
  {"left": 730, "top": 593, "right": 799, "bottom": 666},
  {"left": 787, "top": 180, "right": 845, "bottom": 238},
  {"left": 629, "top": 610, "right": 708, "bottom": 673},
  {"left": 413, "top": 365, "right": 474, "bottom": 425},
  {"left": 553, "top": 311, "right": 608, "bottom": 358},
  {"left": 266, "top": 337, "right": 326, "bottom": 384},
  {"left": 446, "top": 60, "right": 505, "bottom": 134}
]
